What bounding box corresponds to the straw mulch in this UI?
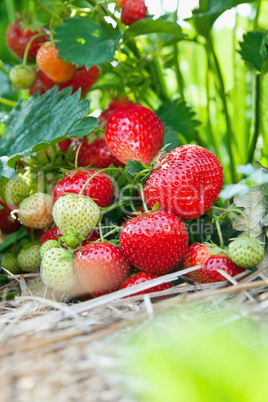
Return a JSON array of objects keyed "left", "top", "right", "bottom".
[{"left": 1, "top": 265, "right": 268, "bottom": 402}]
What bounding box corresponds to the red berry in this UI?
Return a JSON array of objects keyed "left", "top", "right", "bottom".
[
  {"left": 119, "top": 211, "right": 188, "bottom": 274},
  {"left": 144, "top": 145, "right": 224, "bottom": 221},
  {"left": 78, "top": 138, "right": 123, "bottom": 168},
  {"left": 28, "top": 70, "right": 55, "bottom": 96},
  {"left": 40, "top": 225, "right": 63, "bottom": 246},
  {"left": 120, "top": 0, "right": 148, "bottom": 25},
  {"left": 52, "top": 169, "right": 114, "bottom": 208},
  {"left": 74, "top": 242, "right": 131, "bottom": 297},
  {"left": 120, "top": 272, "right": 172, "bottom": 296},
  {"left": 57, "top": 137, "right": 81, "bottom": 154},
  {"left": 181, "top": 243, "right": 245, "bottom": 284},
  {"left": 5, "top": 19, "right": 49, "bottom": 60},
  {"left": 59, "top": 65, "right": 100, "bottom": 97},
  {"left": 0, "top": 198, "right": 21, "bottom": 235},
  {"left": 98, "top": 97, "right": 135, "bottom": 127},
  {"left": 105, "top": 104, "right": 165, "bottom": 164}
]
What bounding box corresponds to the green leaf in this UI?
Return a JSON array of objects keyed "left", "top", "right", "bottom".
[
  {"left": 238, "top": 31, "right": 266, "bottom": 71},
  {"left": 0, "top": 87, "right": 98, "bottom": 178},
  {"left": 260, "top": 34, "right": 268, "bottom": 59},
  {"left": 163, "top": 127, "right": 180, "bottom": 152},
  {"left": 54, "top": 18, "right": 122, "bottom": 69},
  {"left": 123, "top": 18, "right": 184, "bottom": 43},
  {"left": 126, "top": 160, "right": 148, "bottom": 178},
  {"left": 156, "top": 100, "right": 200, "bottom": 141}
]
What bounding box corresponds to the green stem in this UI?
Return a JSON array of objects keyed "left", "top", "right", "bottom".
[
  {"left": 248, "top": 74, "right": 261, "bottom": 163},
  {"left": 214, "top": 216, "right": 225, "bottom": 249},
  {"left": 74, "top": 140, "right": 83, "bottom": 170},
  {"left": 23, "top": 33, "right": 46, "bottom": 65},
  {"left": 254, "top": 0, "right": 262, "bottom": 30},
  {"left": 150, "top": 56, "right": 169, "bottom": 103},
  {"left": 98, "top": 220, "right": 104, "bottom": 242},
  {"left": 0, "top": 98, "right": 17, "bottom": 108},
  {"left": 173, "top": 44, "right": 185, "bottom": 102},
  {"left": 101, "top": 199, "right": 129, "bottom": 213},
  {"left": 79, "top": 167, "right": 120, "bottom": 195},
  {"left": 206, "top": 33, "right": 237, "bottom": 183},
  {"left": 138, "top": 183, "right": 148, "bottom": 212}
]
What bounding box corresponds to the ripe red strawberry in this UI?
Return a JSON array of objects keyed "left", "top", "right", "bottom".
[
  {"left": 119, "top": 211, "right": 188, "bottom": 274},
  {"left": 36, "top": 42, "right": 76, "bottom": 83},
  {"left": 28, "top": 70, "right": 55, "bottom": 96},
  {"left": 181, "top": 243, "right": 245, "bottom": 284},
  {"left": 5, "top": 19, "right": 49, "bottom": 60},
  {"left": 77, "top": 138, "right": 123, "bottom": 168},
  {"left": 74, "top": 242, "right": 131, "bottom": 297},
  {"left": 0, "top": 198, "right": 21, "bottom": 235},
  {"left": 120, "top": 0, "right": 148, "bottom": 25},
  {"left": 98, "top": 96, "right": 135, "bottom": 127},
  {"left": 40, "top": 225, "right": 63, "bottom": 246},
  {"left": 120, "top": 272, "right": 172, "bottom": 296},
  {"left": 144, "top": 145, "right": 224, "bottom": 221},
  {"left": 105, "top": 104, "right": 165, "bottom": 164},
  {"left": 59, "top": 65, "right": 100, "bottom": 97},
  {"left": 53, "top": 169, "right": 114, "bottom": 208}
]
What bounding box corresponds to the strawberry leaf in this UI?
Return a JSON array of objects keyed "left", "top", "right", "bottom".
[
  {"left": 238, "top": 31, "right": 266, "bottom": 72},
  {"left": 123, "top": 19, "right": 184, "bottom": 43},
  {"left": 54, "top": 18, "right": 122, "bottom": 69},
  {"left": 0, "top": 87, "right": 98, "bottom": 178},
  {"left": 156, "top": 100, "right": 200, "bottom": 141},
  {"left": 126, "top": 160, "right": 148, "bottom": 177}
]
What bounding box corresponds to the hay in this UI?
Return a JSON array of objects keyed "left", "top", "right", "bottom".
[{"left": 1, "top": 265, "right": 268, "bottom": 401}]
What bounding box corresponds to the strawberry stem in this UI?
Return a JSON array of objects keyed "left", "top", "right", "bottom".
[
  {"left": 78, "top": 167, "right": 123, "bottom": 196},
  {"left": 74, "top": 140, "right": 83, "bottom": 170},
  {"left": 22, "top": 32, "right": 46, "bottom": 65},
  {"left": 138, "top": 183, "right": 148, "bottom": 212},
  {"left": 212, "top": 206, "right": 251, "bottom": 238},
  {"left": 0, "top": 98, "right": 17, "bottom": 108},
  {"left": 98, "top": 220, "right": 104, "bottom": 242}
]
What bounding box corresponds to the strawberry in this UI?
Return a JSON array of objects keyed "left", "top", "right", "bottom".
[
  {"left": 36, "top": 42, "right": 76, "bottom": 83},
  {"left": 41, "top": 247, "right": 76, "bottom": 291},
  {"left": 52, "top": 194, "right": 101, "bottom": 237},
  {"left": 5, "top": 19, "right": 49, "bottom": 60},
  {"left": 1, "top": 254, "right": 20, "bottom": 275},
  {"left": 74, "top": 242, "right": 131, "bottom": 297},
  {"left": 98, "top": 96, "right": 135, "bottom": 127},
  {"left": 57, "top": 137, "right": 81, "bottom": 154},
  {"left": 9, "top": 65, "right": 37, "bottom": 89},
  {"left": 18, "top": 193, "right": 53, "bottom": 229},
  {"left": 181, "top": 243, "right": 245, "bottom": 284},
  {"left": 105, "top": 104, "right": 165, "bottom": 164},
  {"left": 2, "top": 178, "right": 30, "bottom": 206},
  {"left": 59, "top": 65, "right": 100, "bottom": 97},
  {"left": 0, "top": 198, "right": 21, "bottom": 234},
  {"left": 77, "top": 138, "right": 123, "bottom": 168},
  {"left": 228, "top": 237, "right": 265, "bottom": 268},
  {"left": 120, "top": 272, "right": 172, "bottom": 296},
  {"left": 120, "top": 0, "right": 148, "bottom": 25},
  {"left": 119, "top": 211, "right": 188, "bottom": 274},
  {"left": 40, "top": 225, "right": 63, "bottom": 246},
  {"left": 28, "top": 70, "right": 55, "bottom": 96},
  {"left": 40, "top": 239, "right": 59, "bottom": 259},
  {"left": 53, "top": 169, "right": 114, "bottom": 208},
  {"left": 144, "top": 145, "right": 224, "bottom": 221},
  {"left": 18, "top": 244, "right": 41, "bottom": 272}
]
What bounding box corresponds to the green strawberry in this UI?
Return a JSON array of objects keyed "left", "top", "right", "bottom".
[
  {"left": 3, "top": 178, "right": 30, "bottom": 206},
  {"left": 52, "top": 194, "right": 101, "bottom": 237},
  {"left": 1, "top": 254, "right": 21, "bottom": 274},
  {"left": 228, "top": 237, "right": 264, "bottom": 268},
  {"left": 18, "top": 192, "right": 53, "bottom": 229},
  {"left": 40, "top": 240, "right": 59, "bottom": 259},
  {"left": 41, "top": 247, "right": 76, "bottom": 291},
  {"left": 18, "top": 244, "right": 41, "bottom": 272},
  {"left": 10, "top": 65, "right": 37, "bottom": 89}
]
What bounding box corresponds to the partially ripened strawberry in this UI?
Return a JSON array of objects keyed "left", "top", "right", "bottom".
[
  {"left": 120, "top": 0, "right": 148, "bottom": 25},
  {"left": 0, "top": 198, "right": 21, "bottom": 234},
  {"left": 98, "top": 96, "right": 135, "bottom": 127},
  {"left": 59, "top": 65, "right": 100, "bottom": 97},
  {"left": 77, "top": 138, "right": 123, "bottom": 168},
  {"left": 5, "top": 19, "right": 49, "bottom": 60},
  {"left": 120, "top": 272, "right": 172, "bottom": 296},
  {"left": 105, "top": 104, "right": 165, "bottom": 164},
  {"left": 53, "top": 169, "right": 114, "bottom": 208},
  {"left": 9, "top": 65, "right": 37, "bottom": 89},
  {"left": 119, "top": 211, "right": 188, "bottom": 274},
  {"left": 18, "top": 244, "right": 41, "bottom": 272},
  {"left": 36, "top": 42, "right": 76, "bottom": 83},
  {"left": 144, "top": 145, "right": 224, "bottom": 221},
  {"left": 40, "top": 225, "right": 63, "bottom": 246},
  {"left": 181, "top": 243, "right": 245, "bottom": 284},
  {"left": 74, "top": 242, "right": 131, "bottom": 297},
  {"left": 18, "top": 193, "right": 53, "bottom": 229}
]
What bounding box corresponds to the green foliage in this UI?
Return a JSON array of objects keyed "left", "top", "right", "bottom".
[
  {"left": 0, "top": 87, "right": 98, "bottom": 178},
  {"left": 55, "top": 18, "right": 122, "bottom": 68},
  {"left": 238, "top": 31, "right": 267, "bottom": 71}
]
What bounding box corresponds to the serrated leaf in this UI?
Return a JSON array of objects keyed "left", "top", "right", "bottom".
[
  {"left": 260, "top": 34, "right": 268, "bottom": 59},
  {"left": 255, "top": 160, "right": 268, "bottom": 174},
  {"left": 238, "top": 31, "right": 266, "bottom": 72},
  {"left": 54, "top": 18, "right": 122, "bottom": 69},
  {"left": 162, "top": 127, "right": 180, "bottom": 152},
  {"left": 123, "top": 18, "right": 184, "bottom": 43},
  {"left": 156, "top": 100, "right": 200, "bottom": 141},
  {"left": 233, "top": 186, "right": 267, "bottom": 239},
  {"left": 126, "top": 160, "right": 148, "bottom": 177},
  {"left": 0, "top": 87, "right": 98, "bottom": 178}
]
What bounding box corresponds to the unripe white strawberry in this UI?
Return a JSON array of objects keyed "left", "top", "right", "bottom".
[
  {"left": 18, "top": 192, "right": 53, "bottom": 229},
  {"left": 3, "top": 178, "right": 30, "bottom": 206},
  {"left": 40, "top": 240, "right": 59, "bottom": 259},
  {"left": 41, "top": 247, "right": 76, "bottom": 291},
  {"left": 1, "top": 254, "right": 20, "bottom": 274},
  {"left": 10, "top": 65, "right": 37, "bottom": 89},
  {"left": 52, "top": 194, "right": 101, "bottom": 237},
  {"left": 18, "top": 244, "right": 41, "bottom": 272},
  {"left": 228, "top": 237, "right": 264, "bottom": 268}
]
